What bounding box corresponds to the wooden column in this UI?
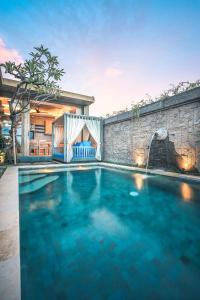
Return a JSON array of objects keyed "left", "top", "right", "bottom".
[
  {"left": 83, "top": 105, "right": 89, "bottom": 115},
  {"left": 21, "top": 107, "right": 30, "bottom": 156}
]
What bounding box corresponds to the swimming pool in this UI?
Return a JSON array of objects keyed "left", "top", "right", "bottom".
[{"left": 19, "top": 167, "right": 200, "bottom": 300}]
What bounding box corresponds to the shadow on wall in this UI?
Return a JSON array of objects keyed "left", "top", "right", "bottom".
[{"left": 148, "top": 136, "right": 199, "bottom": 173}]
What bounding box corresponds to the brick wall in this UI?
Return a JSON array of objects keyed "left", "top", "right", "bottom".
[{"left": 103, "top": 88, "right": 200, "bottom": 172}]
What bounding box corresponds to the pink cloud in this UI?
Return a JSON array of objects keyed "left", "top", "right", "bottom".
[
  {"left": 105, "top": 67, "right": 123, "bottom": 78},
  {"left": 0, "top": 38, "right": 23, "bottom": 64}
]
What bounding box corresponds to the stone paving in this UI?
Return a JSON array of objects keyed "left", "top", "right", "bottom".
[{"left": 0, "top": 167, "right": 20, "bottom": 300}]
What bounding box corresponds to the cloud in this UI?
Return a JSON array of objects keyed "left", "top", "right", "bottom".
[
  {"left": 0, "top": 38, "right": 23, "bottom": 64},
  {"left": 105, "top": 67, "right": 123, "bottom": 78}
]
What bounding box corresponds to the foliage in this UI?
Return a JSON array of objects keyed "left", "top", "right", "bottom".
[
  {"left": 1, "top": 45, "right": 64, "bottom": 118},
  {"left": 0, "top": 132, "right": 9, "bottom": 163},
  {"left": 0, "top": 132, "right": 7, "bottom": 150},
  {"left": 0, "top": 45, "right": 65, "bottom": 163},
  {"left": 106, "top": 80, "right": 200, "bottom": 118},
  {"left": 105, "top": 107, "right": 128, "bottom": 118},
  {"left": 130, "top": 80, "right": 200, "bottom": 118}
]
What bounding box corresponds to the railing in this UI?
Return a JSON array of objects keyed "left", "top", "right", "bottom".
[{"left": 73, "top": 146, "right": 96, "bottom": 159}]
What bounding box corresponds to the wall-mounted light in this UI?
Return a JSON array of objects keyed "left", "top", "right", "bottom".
[
  {"left": 177, "top": 149, "right": 195, "bottom": 172},
  {"left": 183, "top": 160, "right": 190, "bottom": 171},
  {"left": 180, "top": 155, "right": 193, "bottom": 171},
  {"left": 0, "top": 152, "right": 5, "bottom": 164},
  {"left": 136, "top": 156, "right": 143, "bottom": 166}
]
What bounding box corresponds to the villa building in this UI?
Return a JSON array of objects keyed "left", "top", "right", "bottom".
[{"left": 0, "top": 70, "right": 103, "bottom": 162}]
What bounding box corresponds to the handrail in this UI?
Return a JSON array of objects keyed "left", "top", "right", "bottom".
[{"left": 72, "top": 146, "right": 96, "bottom": 158}]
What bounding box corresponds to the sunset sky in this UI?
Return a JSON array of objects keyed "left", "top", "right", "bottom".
[{"left": 0, "top": 0, "right": 200, "bottom": 116}]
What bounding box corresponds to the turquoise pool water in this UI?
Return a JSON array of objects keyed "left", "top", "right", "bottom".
[{"left": 19, "top": 167, "right": 200, "bottom": 300}]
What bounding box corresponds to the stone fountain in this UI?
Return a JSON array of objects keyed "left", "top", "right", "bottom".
[{"left": 146, "top": 128, "right": 168, "bottom": 173}]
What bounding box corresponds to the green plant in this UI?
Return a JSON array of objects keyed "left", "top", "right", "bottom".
[
  {"left": 0, "top": 45, "right": 65, "bottom": 164},
  {"left": 0, "top": 132, "right": 6, "bottom": 150},
  {"left": 0, "top": 132, "right": 7, "bottom": 163},
  {"left": 130, "top": 79, "right": 200, "bottom": 119}
]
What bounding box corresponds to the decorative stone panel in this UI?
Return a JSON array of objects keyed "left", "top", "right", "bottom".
[{"left": 103, "top": 89, "right": 200, "bottom": 172}]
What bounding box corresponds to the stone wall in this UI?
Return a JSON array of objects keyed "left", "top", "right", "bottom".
[{"left": 103, "top": 87, "right": 200, "bottom": 172}]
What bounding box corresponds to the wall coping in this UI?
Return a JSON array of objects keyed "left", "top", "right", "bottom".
[{"left": 104, "top": 86, "right": 200, "bottom": 125}]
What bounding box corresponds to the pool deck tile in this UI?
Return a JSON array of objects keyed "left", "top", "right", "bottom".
[{"left": 0, "top": 167, "right": 20, "bottom": 300}]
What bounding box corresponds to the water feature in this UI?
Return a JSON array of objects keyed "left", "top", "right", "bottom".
[
  {"left": 146, "top": 128, "right": 168, "bottom": 173},
  {"left": 145, "top": 132, "right": 156, "bottom": 173}
]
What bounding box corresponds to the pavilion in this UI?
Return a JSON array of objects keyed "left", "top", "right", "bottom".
[
  {"left": 52, "top": 113, "right": 103, "bottom": 162},
  {"left": 0, "top": 69, "right": 99, "bottom": 162}
]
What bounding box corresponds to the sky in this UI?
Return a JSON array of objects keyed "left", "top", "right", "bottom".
[{"left": 0, "top": 0, "right": 200, "bottom": 116}]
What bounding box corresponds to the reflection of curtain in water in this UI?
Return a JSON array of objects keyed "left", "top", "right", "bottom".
[
  {"left": 66, "top": 168, "right": 101, "bottom": 203},
  {"left": 66, "top": 171, "right": 75, "bottom": 202},
  {"left": 67, "top": 171, "right": 73, "bottom": 186},
  {"left": 93, "top": 168, "right": 101, "bottom": 201},
  {"left": 85, "top": 119, "right": 101, "bottom": 160},
  {"left": 54, "top": 126, "right": 64, "bottom": 147},
  {"left": 86, "top": 168, "right": 102, "bottom": 203}
]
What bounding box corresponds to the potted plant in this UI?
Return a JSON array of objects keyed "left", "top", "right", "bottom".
[{"left": 0, "top": 132, "right": 7, "bottom": 164}]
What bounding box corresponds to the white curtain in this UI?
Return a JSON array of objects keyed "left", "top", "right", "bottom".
[
  {"left": 53, "top": 126, "right": 64, "bottom": 147},
  {"left": 66, "top": 116, "right": 85, "bottom": 162},
  {"left": 86, "top": 119, "right": 101, "bottom": 160}
]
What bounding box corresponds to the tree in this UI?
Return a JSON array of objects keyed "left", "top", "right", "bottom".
[{"left": 0, "top": 45, "right": 64, "bottom": 164}]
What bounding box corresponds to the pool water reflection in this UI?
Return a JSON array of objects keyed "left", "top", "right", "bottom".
[{"left": 19, "top": 167, "right": 200, "bottom": 300}]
